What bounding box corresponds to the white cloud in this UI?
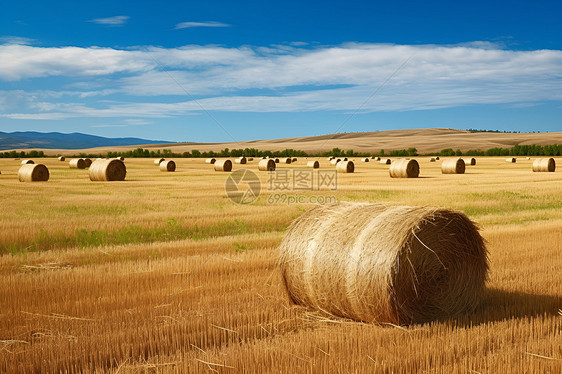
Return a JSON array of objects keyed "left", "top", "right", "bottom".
[
  {"left": 89, "top": 16, "right": 129, "bottom": 26},
  {"left": 1, "top": 42, "right": 561, "bottom": 118},
  {"left": 174, "top": 21, "right": 230, "bottom": 29},
  {"left": 0, "top": 36, "right": 35, "bottom": 45}
]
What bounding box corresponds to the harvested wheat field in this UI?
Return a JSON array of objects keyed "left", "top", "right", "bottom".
[{"left": 0, "top": 157, "right": 560, "bottom": 373}]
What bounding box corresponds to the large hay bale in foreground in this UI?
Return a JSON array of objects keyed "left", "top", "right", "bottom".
[
  {"left": 83, "top": 158, "right": 92, "bottom": 168},
  {"left": 58, "top": 156, "right": 66, "bottom": 161},
  {"left": 532, "top": 158, "right": 556, "bottom": 172},
  {"left": 155, "top": 158, "right": 165, "bottom": 165},
  {"left": 278, "top": 202, "right": 488, "bottom": 324},
  {"left": 389, "top": 159, "right": 419, "bottom": 178},
  {"left": 160, "top": 160, "right": 176, "bottom": 172},
  {"left": 69, "top": 158, "right": 86, "bottom": 169},
  {"left": 89, "top": 159, "right": 126, "bottom": 181},
  {"left": 235, "top": 157, "right": 247, "bottom": 164},
  {"left": 18, "top": 164, "right": 49, "bottom": 182},
  {"left": 214, "top": 159, "right": 232, "bottom": 172},
  {"left": 336, "top": 160, "right": 354, "bottom": 173},
  {"left": 463, "top": 158, "right": 476, "bottom": 166},
  {"left": 307, "top": 160, "right": 320, "bottom": 168},
  {"left": 506, "top": 158, "right": 516, "bottom": 163},
  {"left": 21, "top": 160, "right": 34, "bottom": 165},
  {"left": 258, "top": 159, "right": 276, "bottom": 171},
  {"left": 441, "top": 158, "right": 465, "bottom": 174},
  {"left": 205, "top": 158, "right": 216, "bottom": 164}
]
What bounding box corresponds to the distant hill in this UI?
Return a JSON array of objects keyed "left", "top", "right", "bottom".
[{"left": 0, "top": 131, "right": 171, "bottom": 150}]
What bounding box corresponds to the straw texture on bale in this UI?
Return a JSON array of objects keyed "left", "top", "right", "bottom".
[
  {"left": 441, "top": 158, "right": 465, "bottom": 174},
  {"left": 154, "top": 158, "right": 165, "bottom": 165},
  {"left": 389, "top": 159, "right": 419, "bottom": 178},
  {"left": 21, "top": 160, "right": 34, "bottom": 165},
  {"left": 307, "top": 160, "right": 320, "bottom": 168},
  {"left": 18, "top": 164, "right": 49, "bottom": 182},
  {"left": 89, "top": 159, "right": 126, "bottom": 181},
  {"left": 235, "top": 157, "right": 247, "bottom": 164},
  {"left": 361, "top": 158, "right": 370, "bottom": 162},
  {"left": 69, "top": 158, "right": 86, "bottom": 169},
  {"left": 380, "top": 158, "right": 391, "bottom": 165},
  {"left": 214, "top": 159, "right": 232, "bottom": 172},
  {"left": 532, "top": 158, "right": 556, "bottom": 172},
  {"left": 258, "top": 159, "right": 276, "bottom": 171},
  {"left": 463, "top": 158, "right": 476, "bottom": 166},
  {"left": 205, "top": 158, "right": 216, "bottom": 164},
  {"left": 160, "top": 160, "right": 176, "bottom": 172},
  {"left": 83, "top": 158, "right": 92, "bottom": 168},
  {"left": 506, "top": 158, "right": 516, "bottom": 163},
  {"left": 58, "top": 156, "right": 65, "bottom": 161},
  {"left": 336, "top": 160, "right": 354, "bottom": 173},
  {"left": 278, "top": 202, "right": 488, "bottom": 324}
]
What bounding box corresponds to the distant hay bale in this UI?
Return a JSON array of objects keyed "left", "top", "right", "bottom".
[
  {"left": 336, "top": 160, "right": 354, "bottom": 173},
  {"left": 441, "top": 158, "right": 465, "bottom": 174},
  {"left": 532, "top": 158, "right": 556, "bottom": 172},
  {"left": 258, "top": 159, "right": 276, "bottom": 171},
  {"left": 83, "top": 158, "right": 92, "bottom": 168},
  {"left": 435, "top": 156, "right": 440, "bottom": 160},
  {"left": 380, "top": 158, "right": 391, "bottom": 165},
  {"left": 429, "top": 157, "right": 436, "bottom": 162},
  {"left": 361, "top": 158, "right": 370, "bottom": 162},
  {"left": 374, "top": 157, "right": 381, "bottom": 161},
  {"left": 307, "top": 160, "right": 320, "bottom": 168},
  {"left": 525, "top": 157, "right": 531, "bottom": 160},
  {"left": 21, "top": 160, "right": 34, "bottom": 165},
  {"left": 389, "top": 159, "right": 419, "bottom": 178},
  {"left": 18, "top": 164, "right": 49, "bottom": 182},
  {"left": 463, "top": 158, "right": 476, "bottom": 166},
  {"left": 274, "top": 158, "right": 280, "bottom": 163},
  {"left": 214, "top": 159, "right": 232, "bottom": 172},
  {"left": 278, "top": 202, "right": 488, "bottom": 324},
  {"left": 506, "top": 158, "right": 516, "bottom": 163},
  {"left": 235, "top": 157, "right": 247, "bottom": 164},
  {"left": 330, "top": 158, "right": 341, "bottom": 165},
  {"left": 281, "top": 157, "right": 292, "bottom": 164},
  {"left": 205, "top": 158, "right": 216, "bottom": 164},
  {"left": 89, "top": 159, "right": 126, "bottom": 181},
  {"left": 343, "top": 157, "right": 348, "bottom": 161},
  {"left": 115, "top": 156, "right": 125, "bottom": 161},
  {"left": 328, "top": 156, "right": 334, "bottom": 161},
  {"left": 69, "top": 158, "right": 86, "bottom": 169},
  {"left": 154, "top": 158, "right": 165, "bottom": 165},
  {"left": 292, "top": 157, "right": 297, "bottom": 162},
  {"left": 58, "top": 156, "right": 65, "bottom": 161},
  {"left": 160, "top": 160, "right": 176, "bottom": 172},
  {"left": 247, "top": 157, "right": 254, "bottom": 161}
]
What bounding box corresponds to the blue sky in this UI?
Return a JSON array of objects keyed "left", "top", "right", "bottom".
[{"left": 1, "top": 0, "right": 561, "bottom": 142}]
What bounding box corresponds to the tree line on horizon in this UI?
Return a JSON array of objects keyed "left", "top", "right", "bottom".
[{"left": 2, "top": 144, "right": 562, "bottom": 159}]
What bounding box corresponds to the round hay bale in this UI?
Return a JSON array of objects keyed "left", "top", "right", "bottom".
[
  {"left": 214, "top": 159, "right": 232, "bottom": 172},
  {"left": 380, "top": 158, "right": 391, "bottom": 165},
  {"left": 274, "top": 158, "right": 280, "bottom": 163},
  {"left": 69, "top": 158, "right": 86, "bottom": 169},
  {"left": 89, "top": 159, "right": 126, "bottom": 181},
  {"left": 155, "top": 158, "right": 165, "bottom": 165},
  {"left": 429, "top": 157, "right": 436, "bottom": 162},
  {"left": 83, "top": 158, "right": 92, "bottom": 168},
  {"left": 389, "top": 159, "right": 419, "bottom": 178},
  {"left": 258, "top": 159, "right": 276, "bottom": 171},
  {"left": 292, "top": 157, "right": 297, "bottom": 162},
  {"left": 441, "top": 158, "right": 465, "bottom": 174},
  {"left": 307, "top": 160, "right": 320, "bottom": 168},
  {"left": 278, "top": 202, "right": 488, "bottom": 324},
  {"left": 361, "top": 158, "right": 370, "bottom": 162},
  {"left": 463, "top": 158, "right": 476, "bottom": 166},
  {"left": 532, "top": 158, "right": 556, "bottom": 172},
  {"left": 21, "top": 160, "right": 34, "bottom": 165},
  {"left": 160, "top": 160, "right": 176, "bottom": 172},
  {"left": 343, "top": 157, "right": 348, "bottom": 161},
  {"left": 18, "top": 164, "right": 49, "bottom": 182},
  {"left": 330, "top": 158, "right": 341, "bottom": 165},
  {"left": 435, "top": 156, "right": 440, "bottom": 160},
  {"left": 336, "top": 160, "right": 354, "bottom": 173},
  {"left": 235, "top": 157, "right": 247, "bottom": 164},
  {"left": 116, "top": 156, "right": 125, "bottom": 161},
  {"left": 328, "top": 156, "right": 334, "bottom": 161},
  {"left": 506, "top": 158, "right": 516, "bottom": 163},
  {"left": 58, "top": 156, "right": 66, "bottom": 161},
  {"left": 205, "top": 158, "right": 216, "bottom": 164},
  {"left": 525, "top": 157, "right": 531, "bottom": 160},
  {"left": 247, "top": 157, "right": 254, "bottom": 161},
  {"left": 281, "top": 157, "right": 292, "bottom": 164}
]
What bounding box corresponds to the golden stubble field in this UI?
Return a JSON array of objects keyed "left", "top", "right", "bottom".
[{"left": 0, "top": 157, "right": 561, "bottom": 373}]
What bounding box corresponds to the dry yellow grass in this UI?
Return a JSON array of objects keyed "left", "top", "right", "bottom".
[{"left": 0, "top": 157, "right": 561, "bottom": 373}]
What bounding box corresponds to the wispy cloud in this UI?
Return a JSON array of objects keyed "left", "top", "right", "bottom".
[
  {"left": 174, "top": 21, "right": 230, "bottom": 29},
  {"left": 0, "top": 36, "right": 34, "bottom": 45},
  {"left": 89, "top": 16, "right": 129, "bottom": 26}
]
